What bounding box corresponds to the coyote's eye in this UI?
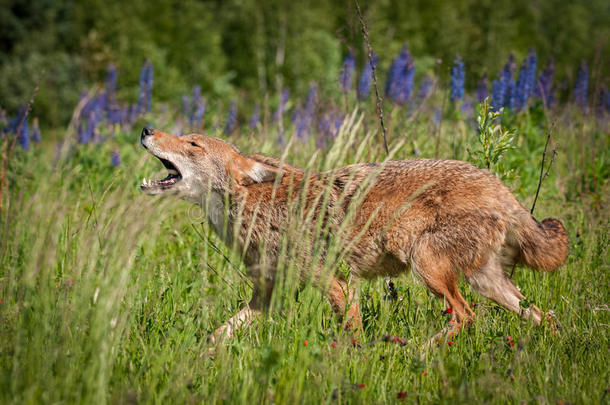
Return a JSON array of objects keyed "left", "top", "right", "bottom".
[{"left": 189, "top": 141, "right": 200, "bottom": 148}]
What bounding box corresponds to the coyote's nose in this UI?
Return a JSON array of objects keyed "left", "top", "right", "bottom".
[{"left": 141, "top": 127, "right": 154, "bottom": 138}]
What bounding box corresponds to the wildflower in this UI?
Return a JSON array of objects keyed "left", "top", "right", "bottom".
[
  {"left": 476, "top": 73, "right": 488, "bottom": 103},
  {"left": 470, "top": 301, "right": 475, "bottom": 307},
  {"left": 351, "top": 339, "right": 361, "bottom": 348},
  {"left": 111, "top": 150, "right": 121, "bottom": 167},
  {"left": 574, "top": 61, "right": 589, "bottom": 109},
  {"left": 14, "top": 104, "right": 29, "bottom": 150},
  {"left": 358, "top": 383, "right": 365, "bottom": 389},
  {"left": 386, "top": 45, "right": 415, "bottom": 105},
  {"left": 491, "top": 79, "right": 505, "bottom": 112},
  {"left": 249, "top": 104, "right": 261, "bottom": 130},
  {"left": 191, "top": 86, "right": 206, "bottom": 129},
  {"left": 422, "top": 370, "right": 428, "bottom": 376},
  {"left": 448, "top": 340, "right": 454, "bottom": 346},
  {"left": 397, "top": 392, "right": 407, "bottom": 399},
  {"left": 357, "top": 52, "right": 377, "bottom": 101},
  {"left": 291, "top": 106, "right": 302, "bottom": 138},
  {"left": 417, "top": 75, "right": 434, "bottom": 100},
  {"left": 77, "top": 122, "right": 88, "bottom": 144},
  {"left": 512, "top": 63, "right": 527, "bottom": 111},
  {"left": 137, "top": 60, "right": 154, "bottom": 114},
  {"left": 492, "top": 54, "right": 514, "bottom": 111},
  {"left": 444, "top": 307, "right": 453, "bottom": 315},
  {"left": 304, "top": 339, "right": 308, "bottom": 346},
  {"left": 340, "top": 50, "right": 355, "bottom": 93},
  {"left": 524, "top": 48, "right": 537, "bottom": 101},
  {"left": 304, "top": 83, "right": 317, "bottom": 126},
  {"left": 536, "top": 59, "right": 555, "bottom": 106},
  {"left": 331, "top": 342, "right": 337, "bottom": 348},
  {"left": 450, "top": 55, "right": 465, "bottom": 102},
  {"left": 317, "top": 111, "right": 344, "bottom": 140},
  {"left": 224, "top": 100, "right": 238, "bottom": 135},
  {"left": 31, "top": 118, "right": 41, "bottom": 142},
  {"left": 182, "top": 94, "right": 190, "bottom": 118}
]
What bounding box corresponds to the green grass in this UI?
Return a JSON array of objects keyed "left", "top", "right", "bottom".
[{"left": 1, "top": 104, "right": 608, "bottom": 404}]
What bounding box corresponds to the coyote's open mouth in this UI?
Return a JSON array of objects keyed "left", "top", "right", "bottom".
[{"left": 140, "top": 156, "right": 183, "bottom": 192}]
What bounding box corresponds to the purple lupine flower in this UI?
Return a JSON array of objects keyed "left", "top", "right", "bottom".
[
  {"left": 249, "top": 104, "right": 261, "bottom": 129},
  {"left": 574, "top": 61, "right": 589, "bottom": 109},
  {"left": 191, "top": 85, "right": 205, "bottom": 129},
  {"left": 77, "top": 122, "right": 88, "bottom": 144},
  {"left": 512, "top": 63, "right": 527, "bottom": 111},
  {"left": 491, "top": 79, "right": 505, "bottom": 111},
  {"left": 129, "top": 104, "right": 138, "bottom": 124},
  {"left": 15, "top": 105, "right": 29, "bottom": 150},
  {"left": 386, "top": 46, "right": 409, "bottom": 99},
  {"left": 340, "top": 50, "right": 356, "bottom": 94},
  {"left": 524, "top": 48, "right": 537, "bottom": 102},
  {"left": 292, "top": 106, "right": 308, "bottom": 140},
  {"left": 108, "top": 100, "right": 121, "bottom": 124},
  {"left": 137, "top": 60, "right": 153, "bottom": 114},
  {"left": 86, "top": 111, "right": 97, "bottom": 142},
  {"left": 182, "top": 95, "right": 190, "bottom": 118},
  {"left": 396, "top": 59, "right": 415, "bottom": 105},
  {"left": 224, "top": 100, "right": 238, "bottom": 135},
  {"left": 111, "top": 150, "right": 121, "bottom": 167},
  {"left": 304, "top": 83, "right": 317, "bottom": 129},
  {"left": 450, "top": 55, "right": 465, "bottom": 102},
  {"left": 536, "top": 59, "right": 555, "bottom": 106},
  {"left": 417, "top": 75, "right": 434, "bottom": 100},
  {"left": 386, "top": 45, "right": 415, "bottom": 105},
  {"left": 31, "top": 118, "right": 41, "bottom": 142},
  {"left": 317, "top": 110, "right": 344, "bottom": 139},
  {"left": 476, "top": 73, "right": 488, "bottom": 103},
  {"left": 502, "top": 54, "right": 515, "bottom": 109},
  {"left": 357, "top": 52, "right": 377, "bottom": 101},
  {"left": 273, "top": 88, "right": 290, "bottom": 123}
]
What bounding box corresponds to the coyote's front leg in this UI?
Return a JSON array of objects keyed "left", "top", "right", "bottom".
[{"left": 209, "top": 278, "right": 274, "bottom": 344}]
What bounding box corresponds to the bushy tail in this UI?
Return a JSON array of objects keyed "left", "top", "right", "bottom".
[{"left": 516, "top": 216, "right": 569, "bottom": 271}]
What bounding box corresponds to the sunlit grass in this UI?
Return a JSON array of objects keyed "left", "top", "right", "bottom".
[{"left": 0, "top": 103, "right": 608, "bottom": 404}]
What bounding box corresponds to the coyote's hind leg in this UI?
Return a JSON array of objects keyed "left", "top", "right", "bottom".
[
  {"left": 467, "top": 256, "right": 543, "bottom": 324},
  {"left": 411, "top": 241, "right": 475, "bottom": 341},
  {"left": 327, "top": 276, "right": 363, "bottom": 334}
]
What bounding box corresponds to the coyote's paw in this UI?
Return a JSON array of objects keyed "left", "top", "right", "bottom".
[
  {"left": 208, "top": 324, "right": 234, "bottom": 345},
  {"left": 545, "top": 311, "right": 561, "bottom": 335}
]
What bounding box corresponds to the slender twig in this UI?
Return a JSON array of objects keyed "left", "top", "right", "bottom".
[
  {"left": 190, "top": 222, "right": 253, "bottom": 289},
  {"left": 531, "top": 129, "right": 555, "bottom": 215},
  {"left": 354, "top": 0, "right": 388, "bottom": 156}
]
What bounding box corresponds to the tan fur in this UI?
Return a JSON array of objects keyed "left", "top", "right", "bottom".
[{"left": 140, "top": 129, "right": 569, "bottom": 342}]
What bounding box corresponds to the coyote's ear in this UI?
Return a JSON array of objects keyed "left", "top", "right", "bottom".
[{"left": 229, "top": 155, "right": 281, "bottom": 186}]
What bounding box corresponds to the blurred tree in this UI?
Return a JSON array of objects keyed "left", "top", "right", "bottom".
[{"left": 0, "top": 0, "right": 607, "bottom": 126}]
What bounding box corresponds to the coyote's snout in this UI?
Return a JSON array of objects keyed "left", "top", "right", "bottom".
[{"left": 140, "top": 127, "right": 568, "bottom": 343}]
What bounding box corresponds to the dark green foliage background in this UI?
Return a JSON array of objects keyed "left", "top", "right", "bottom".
[{"left": 1, "top": 0, "right": 608, "bottom": 125}]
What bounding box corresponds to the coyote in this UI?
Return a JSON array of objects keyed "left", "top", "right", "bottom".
[{"left": 140, "top": 127, "right": 568, "bottom": 343}]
